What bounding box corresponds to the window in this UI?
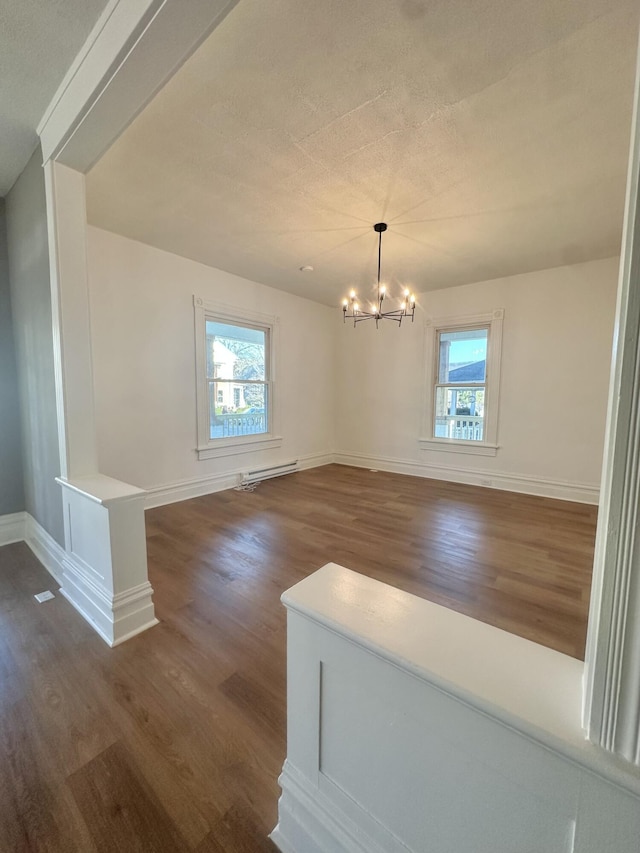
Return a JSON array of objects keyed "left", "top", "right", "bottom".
[
  {"left": 435, "top": 327, "right": 488, "bottom": 441},
  {"left": 194, "top": 298, "right": 281, "bottom": 459},
  {"left": 420, "top": 310, "right": 503, "bottom": 456}
]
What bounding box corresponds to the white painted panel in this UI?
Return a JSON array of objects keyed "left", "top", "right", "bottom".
[
  {"left": 319, "top": 646, "right": 576, "bottom": 853},
  {"left": 576, "top": 773, "right": 640, "bottom": 853},
  {"left": 275, "top": 566, "right": 640, "bottom": 853},
  {"left": 65, "top": 491, "right": 111, "bottom": 583}
]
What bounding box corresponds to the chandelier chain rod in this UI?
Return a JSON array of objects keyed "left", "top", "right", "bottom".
[{"left": 377, "top": 227, "right": 382, "bottom": 295}]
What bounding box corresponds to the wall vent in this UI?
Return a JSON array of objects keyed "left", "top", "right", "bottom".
[{"left": 240, "top": 460, "right": 299, "bottom": 485}]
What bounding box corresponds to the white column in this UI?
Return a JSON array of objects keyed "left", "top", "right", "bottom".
[
  {"left": 44, "top": 159, "right": 157, "bottom": 646},
  {"left": 583, "top": 30, "right": 640, "bottom": 763},
  {"left": 33, "top": 0, "right": 243, "bottom": 649},
  {"left": 44, "top": 161, "right": 98, "bottom": 479}
]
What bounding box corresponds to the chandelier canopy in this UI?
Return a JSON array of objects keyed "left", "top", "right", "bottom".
[{"left": 342, "top": 223, "right": 415, "bottom": 328}]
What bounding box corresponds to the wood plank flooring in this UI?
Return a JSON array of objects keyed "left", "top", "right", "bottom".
[{"left": 0, "top": 465, "right": 597, "bottom": 851}]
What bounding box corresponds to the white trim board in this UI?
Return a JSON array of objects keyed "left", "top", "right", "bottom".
[
  {"left": 333, "top": 451, "right": 599, "bottom": 504},
  {"left": 0, "top": 512, "right": 65, "bottom": 586},
  {"left": 144, "top": 451, "right": 334, "bottom": 509},
  {"left": 0, "top": 512, "right": 27, "bottom": 546},
  {"left": 24, "top": 515, "right": 65, "bottom": 585}
]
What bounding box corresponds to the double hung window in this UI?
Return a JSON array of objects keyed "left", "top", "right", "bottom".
[
  {"left": 421, "top": 310, "right": 503, "bottom": 456},
  {"left": 194, "top": 298, "right": 281, "bottom": 459},
  {"left": 434, "top": 326, "right": 488, "bottom": 442}
]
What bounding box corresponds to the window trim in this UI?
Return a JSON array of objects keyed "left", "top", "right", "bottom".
[
  {"left": 193, "top": 297, "right": 282, "bottom": 460},
  {"left": 419, "top": 309, "right": 504, "bottom": 456}
]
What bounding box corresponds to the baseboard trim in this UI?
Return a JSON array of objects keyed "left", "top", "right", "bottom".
[
  {"left": 60, "top": 553, "right": 158, "bottom": 647},
  {"left": 0, "top": 511, "right": 158, "bottom": 646},
  {"left": 24, "top": 514, "right": 65, "bottom": 585},
  {"left": 0, "top": 512, "right": 65, "bottom": 585},
  {"left": 333, "top": 451, "right": 600, "bottom": 504},
  {"left": 144, "top": 470, "right": 238, "bottom": 509},
  {"left": 298, "top": 451, "right": 335, "bottom": 471},
  {"left": 0, "top": 511, "right": 27, "bottom": 546},
  {"left": 144, "top": 451, "right": 335, "bottom": 509},
  {"left": 272, "top": 761, "right": 395, "bottom": 853}
]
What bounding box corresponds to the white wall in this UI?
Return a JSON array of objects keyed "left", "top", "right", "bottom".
[
  {"left": 87, "top": 230, "right": 617, "bottom": 502},
  {"left": 335, "top": 257, "right": 619, "bottom": 501},
  {"left": 0, "top": 198, "right": 24, "bottom": 516},
  {"left": 6, "top": 148, "right": 64, "bottom": 544},
  {"left": 87, "top": 227, "right": 336, "bottom": 492}
]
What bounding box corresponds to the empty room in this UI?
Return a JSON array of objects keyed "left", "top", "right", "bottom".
[{"left": 2, "top": 1, "right": 640, "bottom": 851}]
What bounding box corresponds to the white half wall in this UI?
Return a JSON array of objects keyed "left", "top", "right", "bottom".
[
  {"left": 274, "top": 564, "right": 640, "bottom": 853},
  {"left": 336, "top": 257, "right": 619, "bottom": 502},
  {"left": 86, "top": 227, "right": 336, "bottom": 492}
]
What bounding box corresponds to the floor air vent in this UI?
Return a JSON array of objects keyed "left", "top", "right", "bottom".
[{"left": 240, "top": 460, "right": 299, "bottom": 485}]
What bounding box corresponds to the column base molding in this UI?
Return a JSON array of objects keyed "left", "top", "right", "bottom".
[
  {"left": 60, "top": 553, "right": 158, "bottom": 647},
  {"left": 0, "top": 509, "right": 157, "bottom": 646}
]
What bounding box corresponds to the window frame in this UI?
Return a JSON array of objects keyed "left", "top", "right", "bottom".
[
  {"left": 420, "top": 310, "right": 504, "bottom": 457},
  {"left": 194, "top": 297, "right": 282, "bottom": 460}
]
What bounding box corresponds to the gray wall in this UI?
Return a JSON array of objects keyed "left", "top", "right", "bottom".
[
  {"left": 6, "top": 148, "right": 64, "bottom": 545},
  {"left": 0, "top": 198, "right": 25, "bottom": 515}
]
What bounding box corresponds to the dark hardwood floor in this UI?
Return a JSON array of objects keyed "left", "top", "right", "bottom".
[{"left": 0, "top": 465, "right": 597, "bottom": 851}]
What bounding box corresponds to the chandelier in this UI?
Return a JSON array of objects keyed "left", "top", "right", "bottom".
[{"left": 342, "top": 223, "right": 416, "bottom": 327}]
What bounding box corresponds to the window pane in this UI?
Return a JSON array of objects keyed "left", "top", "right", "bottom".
[
  {"left": 206, "top": 320, "right": 266, "bottom": 381},
  {"left": 209, "top": 382, "right": 268, "bottom": 439},
  {"left": 434, "top": 386, "right": 485, "bottom": 441},
  {"left": 438, "top": 328, "right": 487, "bottom": 383}
]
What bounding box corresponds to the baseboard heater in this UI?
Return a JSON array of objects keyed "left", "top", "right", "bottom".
[{"left": 240, "top": 460, "right": 299, "bottom": 485}]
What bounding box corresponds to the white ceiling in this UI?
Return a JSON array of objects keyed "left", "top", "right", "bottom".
[
  {"left": 86, "top": 0, "right": 639, "bottom": 306},
  {"left": 0, "top": 0, "right": 110, "bottom": 196}
]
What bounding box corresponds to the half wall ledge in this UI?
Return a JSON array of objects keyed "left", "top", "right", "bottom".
[
  {"left": 56, "top": 475, "right": 158, "bottom": 646},
  {"left": 272, "top": 563, "right": 640, "bottom": 853}
]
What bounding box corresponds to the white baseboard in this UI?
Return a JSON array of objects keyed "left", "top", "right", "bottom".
[
  {"left": 144, "top": 470, "right": 239, "bottom": 509},
  {"left": 144, "top": 450, "right": 335, "bottom": 509},
  {"left": 297, "top": 451, "right": 335, "bottom": 471},
  {"left": 1, "top": 510, "right": 157, "bottom": 646},
  {"left": 333, "top": 451, "right": 600, "bottom": 504},
  {"left": 0, "top": 512, "right": 66, "bottom": 585},
  {"left": 144, "top": 448, "right": 599, "bottom": 509},
  {"left": 272, "top": 762, "right": 395, "bottom": 853},
  {"left": 0, "top": 511, "right": 26, "bottom": 546},
  {"left": 60, "top": 556, "right": 158, "bottom": 647},
  {"left": 24, "top": 514, "right": 65, "bottom": 585}
]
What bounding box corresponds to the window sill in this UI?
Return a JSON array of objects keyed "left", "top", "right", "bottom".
[
  {"left": 418, "top": 437, "right": 498, "bottom": 457},
  {"left": 197, "top": 435, "right": 283, "bottom": 460}
]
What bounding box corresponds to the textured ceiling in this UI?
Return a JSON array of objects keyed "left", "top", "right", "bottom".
[
  {"left": 0, "top": 0, "right": 109, "bottom": 196},
  {"left": 86, "top": 0, "right": 639, "bottom": 306}
]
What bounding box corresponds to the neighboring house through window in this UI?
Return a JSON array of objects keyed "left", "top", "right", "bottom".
[
  {"left": 421, "top": 310, "right": 504, "bottom": 456},
  {"left": 194, "top": 297, "right": 282, "bottom": 460}
]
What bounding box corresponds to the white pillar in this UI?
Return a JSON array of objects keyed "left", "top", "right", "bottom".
[
  {"left": 44, "top": 159, "right": 157, "bottom": 646},
  {"left": 583, "top": 29, "right": 640, "bottom": 764},
  {"left": 33, "top": 0, "right": 243, "bottom": 648},
  {"left": 44, "top": 161, "right": 98, "bottom": 479}
]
